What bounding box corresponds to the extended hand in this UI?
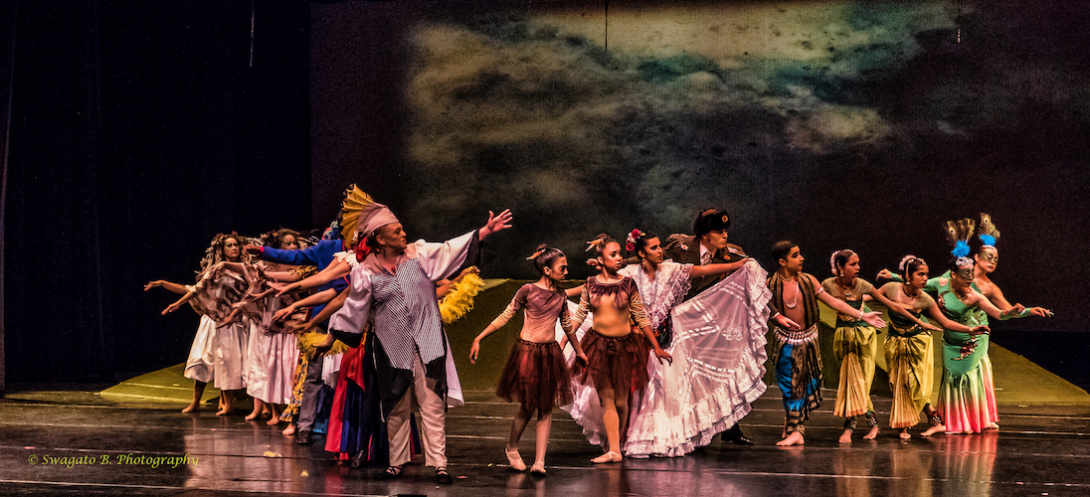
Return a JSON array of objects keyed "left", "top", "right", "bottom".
[
  {"left": 275, "top": 282, "right": 299, "bottom": 298},
  {"left": 243, "top": 244, "right": 263, "bottom": 255},
  {"left": 924, "top": 322, "right": 942, "bottom": 332},
  {"left": 862, "top": 311, "right": 886, "bottom": 329},
  {"left": 469, "top": 340, "right": 481, "bottom": 364},
  {"left": 876, "top": 269, "right": 893, "bottom": 280},
  {"left": 969, "top": 325, "right": 991, "bottom": 336},
  {"left": 479, "top": 209, "right": 514, "bottom": 240},
  {"left": 654, "top": 348, "right": 673, "bottom": 365},
  {"left": 144, "top": 281, "right": 161, "bottom": 291},
  {"left": 1027, "top": 306, "right": 1053, "bottom": 318},
  {"left": 272, "top": 306, "right": 295, "bottom": 322}
]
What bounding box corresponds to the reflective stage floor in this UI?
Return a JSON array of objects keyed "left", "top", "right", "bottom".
[{"left": 2, "top": 386, "right": 1089, "bottom": 497}]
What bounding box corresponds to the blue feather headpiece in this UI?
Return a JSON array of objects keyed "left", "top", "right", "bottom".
[
  {"left": 978, "top": 234, "right": 996, "bottom": 248},
  {"left": 952, "top": 240, "right": 971, "bottom": 258}
]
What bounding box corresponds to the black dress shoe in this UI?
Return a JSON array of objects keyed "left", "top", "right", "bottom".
[
  {"left": 294, "top": 430, "right": 313, "bottom": 445},
  {"left": 436, "top": 468, "right": 454, "bottom": 485},
  {"left": 722, "top": 425, "right": 755, "bottom": 446}
]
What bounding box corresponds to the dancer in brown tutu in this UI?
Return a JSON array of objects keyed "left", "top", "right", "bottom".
[
  {"left": 571, "top": 234, "right": 672, "bottom": 464},
  {"left": 470, "top": 245, "right": 588, "bottom": 475}
]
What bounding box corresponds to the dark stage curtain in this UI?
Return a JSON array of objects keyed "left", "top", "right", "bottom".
[{"left": 4, "top": 1, "right": 310, "bottom": 383}]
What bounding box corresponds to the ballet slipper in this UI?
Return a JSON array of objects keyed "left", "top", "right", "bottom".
[
  {"left": 591, "top": 451, "right": 622, "bottom": 464},
  {"left": 505, "top": 447, "right": 527, "bottom": 471}
]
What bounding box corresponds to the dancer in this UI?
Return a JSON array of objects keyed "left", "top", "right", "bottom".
[
  {"left": 767, "top": 241, "right": 886, "bottom": 446},
  {"left": 823, "top": 249, "right": 937, "bottom": 443},
  {"left": 234, "top": 230, "right": 311, "bottom": 424},
  {"left": 618, "top": 229, "right": 770, "bottom": 457},
  {"left": 144, "top": 278, "right": 218, "bottom": 413},
  {"left": 162, "top": 233, "right": 253, "bottom": 416},
  {"left": 327, "top": 189, "right": 513, "bottom": 485},
  {"left": 925, "top": 219, "right": 1026, "bottom": 435},
  {"left": 470, "top": 245, "right": 588, "bottom": 475},
  {"left": 663, "top": 208, "right": 798, "bottom": 445},
  {"left": 245, "top": 216, "right": 351, "bottom": 445},
  {"left": 878, "top": 255, "right": 986, "bottom": 439},
  {"left": 570, "top": 235, "right": 672, "bottom": 463}
]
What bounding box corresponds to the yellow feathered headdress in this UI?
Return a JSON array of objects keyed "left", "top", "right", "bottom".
[{"left": 339, "top": 184, "right": 398, "bottom": 246}]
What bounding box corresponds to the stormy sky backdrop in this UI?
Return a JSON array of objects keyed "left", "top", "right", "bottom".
[{"left": 314, "top": 0, "right": 1088, "bottom": 331}]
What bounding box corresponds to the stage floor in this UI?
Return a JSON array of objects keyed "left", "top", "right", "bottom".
[{"left": 2, "top": 386, "right": 1089, "bottom": 497}]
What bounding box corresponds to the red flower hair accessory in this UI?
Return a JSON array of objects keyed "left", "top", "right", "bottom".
[{"left": 625, "top": 229, "right": 644, "bottom": 252}]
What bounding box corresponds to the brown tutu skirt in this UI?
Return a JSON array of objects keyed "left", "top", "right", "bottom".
[
  {"left": 497, "top": 339, "right": 573, "bottom": 412},
  {"left": 575, "top": 330, "right": 650, "bottom": 393}
]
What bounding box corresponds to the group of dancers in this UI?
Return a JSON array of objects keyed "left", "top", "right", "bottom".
[{"left": 148, "top": 185, "right": 1051, "bottom": 484}]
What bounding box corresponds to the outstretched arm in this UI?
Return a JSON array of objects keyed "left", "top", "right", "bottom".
[
  {"left": 984, "top": 283, "right": 1052, "bottom": 318},
  {"left": 285, "top": 288, "right": 347, "bottom": 335},
  {"left": 972, "top": 290, "right": 1024, "bottom": 321},
  {"left": 813, "top": 276, "right": 885, "bottom": 328},
  {"left": 924, "top": 305, "right": 988, "bottom": 335},
  {"left": 477, "top": 209, "right": 514, "bottom": 241},
  {"left": 162, "top": 290, "right": 197, "bottom": 315},
  {"left": 868, "top": 288, "right": 940, "bottom": 331},
  {"left": 689, "top": 258, "right": 750, "bottom": 279},
  {"left": 277, "top": 259, "right": 350, "bottom": 296},
  {"left": 145, "top": 280, "right": 189, "bottom": 295}
]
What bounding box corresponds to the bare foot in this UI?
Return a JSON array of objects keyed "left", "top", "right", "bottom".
[
  {"left": 181, "top": 402, "right": 200, "bottom": 413},
  {"left": 899, "top": 429, "right": 911, "bottom": 440},
  {"left": 863, "top": 425, "right": 880, "bottom": 440},
  {"left": 590, "top": 451, "right": 622, "bottom": 463},
  {"left": 838, "top": 429, "right": 853, "bottom": 444},
  {"left": 266, "top": 417, "right": 281, "bottom": 426},
  {"left": 282, "top": 424, "right": 296, "bottom": 436},
  {"left": 216, "top": 405, "right": 234, "bottom": 416},
  {"left": 244, "top": 409, "right": 263, "bottom": 421},
  {"left": 777, "top": 432, "right": 805, "bottom": 446},
  {"left": 985, "top": 422, "right": 999, "bottom": 430},
  {"left": 920, "top": 424, "right": 945, "bottom": 437}
]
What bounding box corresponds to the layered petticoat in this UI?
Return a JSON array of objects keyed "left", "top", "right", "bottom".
[{"left": 561, "top": 260, "right": 771, "bottom": 457}]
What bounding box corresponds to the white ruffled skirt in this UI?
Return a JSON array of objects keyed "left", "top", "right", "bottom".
[{"left": 561, "top": 261, "right": 771, "bottom": 457}]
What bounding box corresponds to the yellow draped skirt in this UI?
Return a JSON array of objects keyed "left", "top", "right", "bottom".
[
  {"left": 833, "top": 324, "right": 878, "bottom": 418},
  {"left": 884, "top": 328, "right": 935, "bottom": 429}
]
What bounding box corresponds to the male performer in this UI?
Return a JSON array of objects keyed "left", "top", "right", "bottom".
[
  {"left": 767, "top": 241, "right": 884, "bottom": 446},
  {"left": 663, "top": 208, "right": 798, "bottom": 445}
]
